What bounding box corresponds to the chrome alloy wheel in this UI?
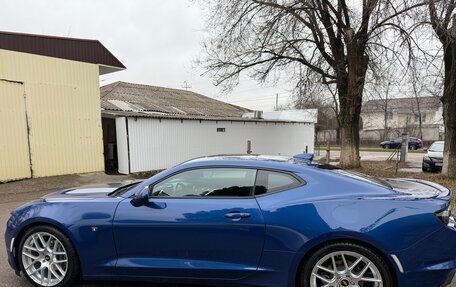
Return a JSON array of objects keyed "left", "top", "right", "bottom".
[
  {"left": 310, "top": 251, "right": 383, "bottom": 287},
  {"left": 21, "top": 232, "right": 68, "bottom": 287}
]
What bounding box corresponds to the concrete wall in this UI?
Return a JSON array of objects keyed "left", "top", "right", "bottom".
[
  {"left": 115, "top": 117, "right": 314, "bottom": 173},
  {"left": 0, "top": 49, "right": 104, "bottom": 181}
]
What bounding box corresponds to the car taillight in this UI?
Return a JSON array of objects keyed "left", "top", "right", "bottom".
[{"left": 436, "top": 206, "right": 453, "bottom": 226}]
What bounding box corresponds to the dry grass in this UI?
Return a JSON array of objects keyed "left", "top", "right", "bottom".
[{"left": 354, "top": 160, "right": 456, "bottom": 210}]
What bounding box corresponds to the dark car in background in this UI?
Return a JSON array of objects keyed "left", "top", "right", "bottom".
[
  {"left": 423, "top": 141, "right": 444, "bottom": 172},
  {"left": 380, "top": 137, "right": 423, "bottom": 150}
]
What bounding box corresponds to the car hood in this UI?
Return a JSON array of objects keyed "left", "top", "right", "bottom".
[
  {"left": 385, "top": 178, "right": 450, "bottom": 199},
  {"left": 41, "top": 180, "right": 141, "bottom": 201},
  {"left": 426, "top": 150, "right": 443, "bottom": 159}
]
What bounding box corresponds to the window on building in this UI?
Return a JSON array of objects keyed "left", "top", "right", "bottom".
[
  {"left": 217, "top": 128, "right": 226, "bottom": 132},
  {"left": 387, "top": 111, "right": 393, "bottom": 120},
  {"left": 415, "top": 113, "right": 426, "bottom": 123}
]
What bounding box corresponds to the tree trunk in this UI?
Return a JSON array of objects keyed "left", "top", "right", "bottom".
[
  {"left": 442, "top": 42, "right": 456, "bottom": 178},
  {"left": 337, "top": 47, "right": 368, "bottom": 169}
]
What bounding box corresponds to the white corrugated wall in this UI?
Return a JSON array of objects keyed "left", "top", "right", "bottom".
[{"left": 117, "top": 117, "right": 314, "bottom": 173}]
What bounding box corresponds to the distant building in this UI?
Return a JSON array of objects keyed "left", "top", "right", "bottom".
[
  {"left": 0, "top": 31, "right": 125, "bottom": 182},
  {"left": 361, "top": 96, "right": 443, "bottom": 141},
  {"left": 101, "top": 81, "right": 316, "bottom": 174}
]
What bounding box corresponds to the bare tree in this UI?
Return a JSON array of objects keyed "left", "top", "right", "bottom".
[
  {"left": 198, "top": 0, "right": 423, "bottom": 168},
  {"left": 428, "top": 0, "right": 456, "bottom": 178}
]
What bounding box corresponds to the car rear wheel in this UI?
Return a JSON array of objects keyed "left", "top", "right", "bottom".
[
  {"left": 18, "top": 225, "right": 80, "bottom": 287},
  {"left": 384, "top": 144, "right": 390, "bottom": 149},
  {"left": 409, "top": 145, "right": 417, "bottom": 150},
  {"left": 301, "top": 242, "right": 392, "bottom": 287}
]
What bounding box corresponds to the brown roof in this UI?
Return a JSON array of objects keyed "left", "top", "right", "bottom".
[
  {"left": 362, "top": 96, "right": 442, "bottom": 113},
  {"left": 0, "top": 31, "right": 125, "bottom": 72},
  {"left": 100, "top": 81, "right": 251, "bottom": 119}
]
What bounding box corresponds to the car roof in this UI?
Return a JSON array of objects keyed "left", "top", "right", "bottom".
[{"left": 181, "top": 154, "right": 312, "bottom": 171}]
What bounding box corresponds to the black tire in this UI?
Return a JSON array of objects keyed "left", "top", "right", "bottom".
[
  {"left": 385, "top": 144, "right": 390, "bottom": 149},
  {"left": 422, "top": 165, "right": 429, "bottom": 172},
  {"left": 18, "top": 225, "right": 80, "bottom": 287},
  {"left": 381, "top": 145, "right": 386, "bottom": 149},
  {"left": 409, "top": 145, "right": 417, "bottom": 150},
  {"left": 300, "top": 242, "right": 393, "bottom": 287}
]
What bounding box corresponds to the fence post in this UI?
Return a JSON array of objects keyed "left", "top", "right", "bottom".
[
  {"left": 305, "top": 145, "right": 308, "bottom": 153},
  {"left": 326, "top": 140, "right": 330, "bottom": 164},
  {"left": 247, "top": 140, "right": 252, "bottom": 154}
]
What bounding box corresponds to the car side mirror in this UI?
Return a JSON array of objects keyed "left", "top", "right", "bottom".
[
  {"left": 130, "top": 186, "right": 150, "bottom": 207},
  {"left": 423, "top": 148, "right": 428, "bottom": 152}
]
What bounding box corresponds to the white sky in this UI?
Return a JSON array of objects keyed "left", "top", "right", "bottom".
[{"left": 0, "top": 0, "right": 293, "bottom": 111}]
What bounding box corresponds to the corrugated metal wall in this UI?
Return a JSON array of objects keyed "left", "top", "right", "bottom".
[
  {"left": 117, "top": 118, "right": 314, "bottom": 173},
  {"left": 0, "top": 49, "right": 104, "bottom": 181},
  {"left": 0, "top": 80, "right": 31, "bottom": 181}
]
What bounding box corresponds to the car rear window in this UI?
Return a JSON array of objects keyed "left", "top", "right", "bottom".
[
  {"left": 329, "top": 169, "right": 392, "bottom": 189},
  {"left": 317, "top": 164, "right": 392, "bottom": 189}
]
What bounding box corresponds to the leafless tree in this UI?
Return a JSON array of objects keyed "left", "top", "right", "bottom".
[
  {"left": 428, "top": 0, "right": 456, "bottom": 178},
  {"left": 198, "top": 0, "right": 424, "bottom": 168}
]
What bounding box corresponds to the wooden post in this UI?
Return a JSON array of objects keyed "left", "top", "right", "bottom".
[
  {"left": 400, "top": 133, "right": 408, "bottom": 162},
  {"left": 326, "top": 140, "right": 330, "bottom": 164},
  {"left": 247, "top": 140, "right": 252, "bottom": 154}
]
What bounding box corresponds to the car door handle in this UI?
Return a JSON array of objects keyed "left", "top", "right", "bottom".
[{"left": 224, "top": 212, "right": 251, "bottom": 219}]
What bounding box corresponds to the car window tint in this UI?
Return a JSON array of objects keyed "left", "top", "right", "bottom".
[
  {"left": 150, "top": 168, "right": 257, "bottom": 197},
  {"left": 255, "top": 170, "right": 301, "bottom": 195}
]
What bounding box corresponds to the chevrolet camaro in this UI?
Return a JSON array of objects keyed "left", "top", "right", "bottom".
[{"left": 4, "top": 155, "right": 456, "bottom": 287}]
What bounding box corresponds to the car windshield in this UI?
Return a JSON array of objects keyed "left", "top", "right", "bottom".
[
  {"left": 324, "top": 168, "right": 392, "bottom": 189},
  {"left": 108, "top": 182, "right": 141, "bottom": 197},
  {"left": 429, "top": 142, "right": 444, "bottom": 152}
]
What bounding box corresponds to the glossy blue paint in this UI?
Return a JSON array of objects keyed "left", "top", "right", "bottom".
[{"left": 5, "top": 155, "right": 456, "bottom": 287}]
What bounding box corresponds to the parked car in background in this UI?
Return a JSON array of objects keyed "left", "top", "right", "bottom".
[
  {"left": 380, "top": 137, "right": 423, "bottom": 150},
  {"left": 5, "top": 155, "right": 456, "bottom": 287},
  {"left": 423, "top": 141, "right": 445, "bottom": 172}
]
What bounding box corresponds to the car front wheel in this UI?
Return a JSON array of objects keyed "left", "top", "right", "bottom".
[
  {"left": 301, "top": 242, "right": 392, "bottom": 287},
  {"left": 18, "top": 225, "right": 80, "bottom": 287}
]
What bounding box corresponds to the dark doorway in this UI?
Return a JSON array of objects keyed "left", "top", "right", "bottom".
[{"left": 102, "top": 117, "right": 118, "bottom": 173}]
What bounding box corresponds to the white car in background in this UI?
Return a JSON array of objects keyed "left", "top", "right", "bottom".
[{"left": 422, "top": 141, "right": 444, "bottom": 172}]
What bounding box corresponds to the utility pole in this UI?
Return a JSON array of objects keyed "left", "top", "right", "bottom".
[
  {"left": 275, "top": 93, "right": 278, "bottom": 110},
  {"left": 182, "top": 81, "right": 192, "bottom": 90}
]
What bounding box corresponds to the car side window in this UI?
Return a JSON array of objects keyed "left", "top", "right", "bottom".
[
  {"left": 150, "top": 168, "right": 257, "bottom": 198},
  {"left": 254, "top": 170, "right": 302, "bottom": 195}
]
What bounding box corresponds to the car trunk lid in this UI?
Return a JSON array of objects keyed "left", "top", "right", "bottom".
[{"left": 385, "top": 178, "right": 450, "bottom": 199}]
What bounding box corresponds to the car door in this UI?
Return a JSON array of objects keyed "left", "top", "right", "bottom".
[{"left": 113, "top": 167, "right": 265, "bottom": 279}]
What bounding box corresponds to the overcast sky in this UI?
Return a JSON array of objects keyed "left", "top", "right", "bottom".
[{"left": 0, "top": 0, "right": 293, "bottom": 111}]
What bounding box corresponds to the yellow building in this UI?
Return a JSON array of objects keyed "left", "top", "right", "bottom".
[{"left": 0, "top": 31, "right": 125, "bottom": 182}]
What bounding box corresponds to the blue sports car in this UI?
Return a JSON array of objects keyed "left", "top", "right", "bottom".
[{"left": 4, "top": 155, "right": 456, "bottom": 287}]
